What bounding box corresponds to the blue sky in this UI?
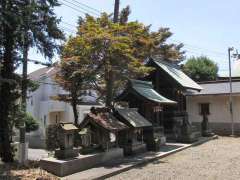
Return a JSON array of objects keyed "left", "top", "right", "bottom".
[{"left": 25, "top": 0, "right": 240, "bottom": 74}]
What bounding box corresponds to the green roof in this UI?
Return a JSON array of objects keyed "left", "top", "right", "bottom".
[
  {"left": 151, "top": 58, "right": 203, "bottom": 90},
  {"left": 130, "top": 79, "right": 177, "bottom": 104},
  {"left": 116, "top": 108, "right": 152, "bottom": 128}
]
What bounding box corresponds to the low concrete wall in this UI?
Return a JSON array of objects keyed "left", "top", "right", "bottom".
[
  {"left": 192, "top": 122, "right": 240, "bottom": 136},
  {"left": 40, "top": 148, "right": 124, "bottom": 177}
]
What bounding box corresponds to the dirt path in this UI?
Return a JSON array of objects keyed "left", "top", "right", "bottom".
[{"left": 108, "top": 137, "right": 240, "bottom": 180}]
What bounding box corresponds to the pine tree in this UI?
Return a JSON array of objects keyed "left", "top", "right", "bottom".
[{"left": 0, "top": 0, "right": 64, "bottom": 162}]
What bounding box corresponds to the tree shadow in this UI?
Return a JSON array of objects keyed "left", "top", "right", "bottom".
[{"left": 0, "top": 160, "right": 40, "bottom": 180}]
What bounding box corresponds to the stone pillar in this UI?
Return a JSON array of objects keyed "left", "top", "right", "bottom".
[
  {"left": 19, "top": 127, "right": 28, "bottom": 165},
  {"left": 201, "top": 114, "right": 214, "bottom": 137}
]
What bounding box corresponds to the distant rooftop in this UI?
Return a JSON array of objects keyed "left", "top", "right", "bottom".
[
  {"left": 28, "top": 66, "right": 59, "bottom": 80},
  {"left": 187, "top": 80, "right": 240, "bottom": 96}
]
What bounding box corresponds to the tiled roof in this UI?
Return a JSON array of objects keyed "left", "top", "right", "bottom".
[
  {"left": 82, "top": 112, "right": 128, "bottom": 132},
  {"left": 115, "top": 108, "right": 152, "bottom": 128},
  {"left": 186, "top": 81, "right": 240, "bottom": 96},
  {"left": 150, "top": 57, "right": 203, "bottom": 90}
]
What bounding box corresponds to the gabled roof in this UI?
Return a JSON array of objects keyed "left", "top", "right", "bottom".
[
  {"left": 128, "top": 79, "right": 177, "bottom": 104},
  {"left": 149, "top": 57, "right": 203, "bottom": 91},
  {"left": 115, "top": 108, "right": 152, "bottom": 128},
  {"left": 28, "top": 66, "right": 59, "bottom": 81},
  {"left": 59, "top": 122, "right": 78, "bottom": 131},
  {"left": 187, "top": 81, "right": 240, "bottom": 96},
  {"left": 80, "top": 112, "right": 128, "bottom": 132}
]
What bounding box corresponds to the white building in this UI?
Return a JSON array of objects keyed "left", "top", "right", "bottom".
[
  {"left": 186, "top": 80, "right": 240, "bottom": 135},
  {"left": 27, "top": 66, "right": 102, "bottom": 148}
]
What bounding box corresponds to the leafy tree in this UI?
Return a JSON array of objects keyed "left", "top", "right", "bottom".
[
  {"left": 183, "top": 56, "right": 218, "bottom": 82},
  {"left": 0, "top": 0, "right": 64, "bottom": 162},
  {"left": 78, "top": 9, "right": 183, "bottom": 106},
  {"left": 54, "top": 58, "right": 97, "bottom": 125}
]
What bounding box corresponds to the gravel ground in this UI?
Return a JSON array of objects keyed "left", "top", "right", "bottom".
[{"left": 108, "top": 137, "right": 240, "bottom": 180}]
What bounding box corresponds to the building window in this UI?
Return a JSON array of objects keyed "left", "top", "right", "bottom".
[{"left": 199, "top": 103, "right": 210, "bottom": 115}]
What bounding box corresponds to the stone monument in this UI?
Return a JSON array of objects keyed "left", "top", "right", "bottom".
[{"left": 201, "top": 114, "right": 214, "bottom": 137}]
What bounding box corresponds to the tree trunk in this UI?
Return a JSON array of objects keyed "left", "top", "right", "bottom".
[
  {"left": 21, "top": 41, "right": 29, "bottom": 111},
  {"left": 0, "top": 25, "right": 15, "bottom": 162},
  {"left": 105, "top": 0, "right": 120, "bottom": 107},
  {"left": 105, "top": 68, "right": 114, "bottom": 107},
  {"left": 71, "top": 98, "right": 79, "bottom": 126}
]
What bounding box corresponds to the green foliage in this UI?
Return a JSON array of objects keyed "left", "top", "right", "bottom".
[
  {"left": 24, "top": 113, "right": 39, "bottom": 133},
  {"left": 183, "top": 56, "right": 218, "bottom": 82},
  {"left": 57, "top": 8, "right": 184, "bottom": 108},
  {"left": 27, "top": 79, "right": 39, "bottom": 92},
  {"left": 13, "top": 109, "right": 39, "bottom": 133}
]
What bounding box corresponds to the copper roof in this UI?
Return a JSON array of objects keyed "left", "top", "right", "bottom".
[
  {"left": 115, "top": 108, "right": 152, "bottom": 128},
  {"left": 149, "top": 57, "right": 203, "bottom": 91}
]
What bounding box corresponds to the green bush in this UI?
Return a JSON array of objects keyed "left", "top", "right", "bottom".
[
  {"left": 14, "top": 110, "right": 39, "bottom": 133},
  {"left": 24, "top": 113, "right": 39, "bottom": 133}
]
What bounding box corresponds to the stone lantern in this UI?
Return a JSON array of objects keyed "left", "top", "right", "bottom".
[{"left": 55, "top": 122, "right": 79, "bottom": 159}]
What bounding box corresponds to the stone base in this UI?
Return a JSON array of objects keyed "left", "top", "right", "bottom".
[
  {"left": 178, "top": 131, "right": 201, "bottom": 143},
  {"left": 202, "top": 130, "right": 215, "bottom": 137},
  {"left": 146, "top": 136, "right": 166, "bottom": 151},
  {"left": 18, "top": 142, "right": 28, "bottom": 165},
  {"left": 144, "top": 126, "right": 165, "bottom": 151},
  {"left": 123, "top": 143, "right": 146, "bottom": 156},
  {"left": 40, "top": 148, "right": 124, "bottom": 177},
  {"left": 55, "top": 148, "right": 79, "bottom": 159}
]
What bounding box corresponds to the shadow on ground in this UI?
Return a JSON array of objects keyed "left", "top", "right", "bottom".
[
  {"left": 0, "top": 160, "right": 39, "bottom": 180},
  {"left": 96, "top": 144, "right": 183, "bottom": 171}
]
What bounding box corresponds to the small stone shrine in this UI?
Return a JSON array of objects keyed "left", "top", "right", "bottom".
[{"left": 55, "top": 122, "right": 79, "bottom": 159}]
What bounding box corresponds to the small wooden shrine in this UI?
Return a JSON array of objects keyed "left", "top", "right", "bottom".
[
  {"left": 144, "top": 57, "right": 203, "bottom": 142},
  {"left": 55, "top": 122, "right": 79, "bottom": 159},
  {"left": 114, "top": 108, "right": 152, "bottom": 155},
  {"left": 116, "top": 79, "right": 177, "bottom": 150},
  {"left": 78, "top": 107, "right": 128, "bottom": 153}
]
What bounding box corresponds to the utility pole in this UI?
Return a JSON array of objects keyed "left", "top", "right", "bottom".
[
  {"left": 228, "top": 47, "right": 234, "bottom": 137},
  {"left": 113, "top": 0, "right": 120, "bottom": 23},
  {"left": 105, "top": 0, "right": 120, "bottom": 107}
]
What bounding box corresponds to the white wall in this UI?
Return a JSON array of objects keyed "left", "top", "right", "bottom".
[
  {"left": 26, "top": 74, "right": 101, "bottom": 141},
  {"left": 186, "top": 95, "right": 240, "bottom": 124}
]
